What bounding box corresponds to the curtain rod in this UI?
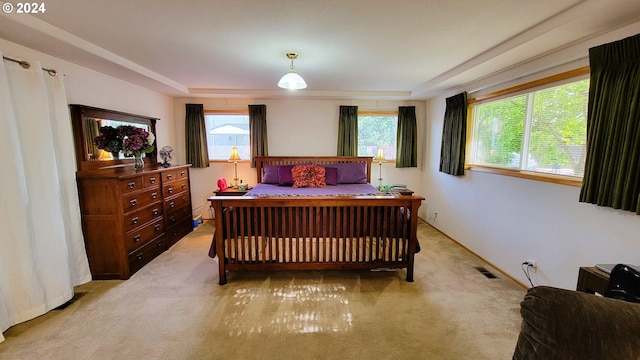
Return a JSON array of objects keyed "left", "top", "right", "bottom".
[{"left": 2, "top": 55, "right": 58, "bottom": 76}]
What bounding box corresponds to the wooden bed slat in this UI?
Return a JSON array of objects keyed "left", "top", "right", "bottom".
[{"left": 209, "top": 156, "right": 424, "bottom": 285}]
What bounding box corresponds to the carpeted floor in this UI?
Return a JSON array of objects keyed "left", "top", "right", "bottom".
[{"left": 0, "top": 221, "right": 526, "bottom": 360}]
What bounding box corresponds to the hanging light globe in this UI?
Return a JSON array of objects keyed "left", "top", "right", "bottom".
[{"left": 278, "top": 53, "right": 307, "bottom": 90}]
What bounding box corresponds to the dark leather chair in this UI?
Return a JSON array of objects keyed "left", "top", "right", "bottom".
[
  {"left": 513, "top": 286, "right": 640, "bottom": 360},
  {"left": 604, "top": 263, "right": 640, "bottom": 303}
]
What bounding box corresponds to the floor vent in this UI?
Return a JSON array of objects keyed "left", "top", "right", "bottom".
[
  {"left": 474, "top": 266, "right": 497, "bottom": 279},
  {"left": 54, "top": 292, "right": 87, "bottom": 310}
]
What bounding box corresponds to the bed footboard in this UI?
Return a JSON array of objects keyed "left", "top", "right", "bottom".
[{"left": 208, "top": 195, "right": 423, "bottom": 285}]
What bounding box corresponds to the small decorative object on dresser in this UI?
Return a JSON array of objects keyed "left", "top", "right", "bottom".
[
  {"left": 94, "top": 124, "right": 155, "bottom": 172},
  {"left": 159, "top": 146, "right": 174, "bottom": 168},
  {"left": 71, "top": 105, "right": 193, "bottom": 279}
]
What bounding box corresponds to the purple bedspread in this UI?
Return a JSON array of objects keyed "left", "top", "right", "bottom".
[{"left": 244, "top": 183, "right": 380, "bottom": 197}]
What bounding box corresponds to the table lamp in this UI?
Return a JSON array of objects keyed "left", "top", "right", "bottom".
[
  {"left": 228, "top": 146, "right": 241, "bottom": 187},
  {"left": 373, "top": 147, "right": 385, "bottom": 188}
]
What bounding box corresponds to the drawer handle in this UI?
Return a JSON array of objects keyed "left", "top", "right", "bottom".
[
  {"left": 150, "top": 177, "right": 156, "bottom": 184},
  {"left": 152, "top": 192, "right": 158, "bottom": 199},
  {"left": 129, "top": 199, "right": 137, "bottom": 207},
  {"left": 182, "top": 197, "right": 188, "bottom": 202},
  {"left": 136, "top": 253, "right": 143, "bottom": 261},
  {"left": 128, "top": 182, "right": 136, "bottom": 189},
  {"left": 155, "top": 224, "right": 161, "bottom": 231},
  {"left": 169, "top": 202, "right": 175, "bottom": 208},
  {"left": 157, "top": 241, "right": 163, "bottom": 248},
  {"left": 168, "top": 187, "right": 173, "bottom": 194},
  {"left": 167, "top": 174, "right": 173, "bottom": 180},
  {"left": 134, "top": 234, "right": 141, "bottom": 242},
  {"left": 181, "top": 171, "right": 185, "bottom": 176},
  {"left": 152, "top": 208, "right": 159, "bottom": 216},
  {"left": 170, "top": 216, "right": 176, "bottom": 223},
  {"left": 181, "top": 184, "right": 186, "bottom": 189},
  {"left": 131, "top": 217, "right": 139, "bottom": 225}
]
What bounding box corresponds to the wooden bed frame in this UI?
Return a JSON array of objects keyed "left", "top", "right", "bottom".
[{"left": 208, "top": 156, "right": 424, "bottom": 285}]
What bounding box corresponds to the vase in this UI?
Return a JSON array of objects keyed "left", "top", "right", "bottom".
[{"left": 134, "top": 156, "right": 144, "bottom": 171}]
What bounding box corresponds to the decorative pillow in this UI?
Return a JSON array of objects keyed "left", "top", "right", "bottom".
[
  {"left": 277, "top": 165, "right": 296, "bottom": 186},
  {"left": 262, "top": 165, "right": 279, "bottom": 184},
  {"left": 292, "top": 165, "right": 326, "bottom": 188},
  {"left": 324, "top": 167, "right": 338, "bottom": 185},
  {"left": 332, "top": 162, "right": 367, "bottom": 184}
]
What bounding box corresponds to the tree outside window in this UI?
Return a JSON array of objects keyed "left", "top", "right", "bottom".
[
  {"left": 471, "top": 79, "right": 588, "bottom": 177},
  {"left": 358, "top": 114, "right": 397, "bottom": 159}
]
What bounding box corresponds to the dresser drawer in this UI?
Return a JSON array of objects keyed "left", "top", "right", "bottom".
[
  {"left": 162, "top": 167, "right": 189, "bottom": 183},
  {"left": 164, "top": 193, "right": 191, "bottom": 213},
  {"left": 166, "top": 205, "right": 191, "bottom": 227},
  {"left": 175, "top": 167, "right": 189, "bottom": 180},
  {"left": 143, "top": 173, "right": 161, "bottom": 188},
  {"left": 162, "top": 170, "right": 178, "bottom": 182},
  {"left": 166, "top": 218, "right": 193, "bottom": 248},
  {"left": 122, "top": 187, "right": 161, "bottom": 213},
  {"left": 128, "top": 237, "right": 166, "bottom": 275},
  {"left": 119, "top": 177, "right": 143, "bottom": 194},
  {"left": 123, "top": 203, "right": 163, "bottom": 233},
  {"left": 162, "top": 178, "right": 189, "bottom": 197},
  {"left": 124, "top": 217, "right": 165, "bottom": 253}
]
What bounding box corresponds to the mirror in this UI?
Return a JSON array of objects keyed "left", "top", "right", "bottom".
[{"left": 71, "top": 105, "right": 158, "bottom": 171}]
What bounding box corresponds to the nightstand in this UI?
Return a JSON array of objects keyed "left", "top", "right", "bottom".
[
  {"left": 576, "top": 267, "right": 610, "bottom": 295},
  {"left": 396, "top": 188, "right": 414, "bottom": 196},
  {"left": 214, "top": 187, "right": 251, "bottom": 196}
]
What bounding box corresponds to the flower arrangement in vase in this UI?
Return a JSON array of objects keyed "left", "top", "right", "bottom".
[{"left": 94, "top": 125, "right": 155, "bottom": 171}]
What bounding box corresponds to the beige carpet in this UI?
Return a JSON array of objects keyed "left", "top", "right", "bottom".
[{"left": 0, "top": 221, "right": 526, "bottom": 360}]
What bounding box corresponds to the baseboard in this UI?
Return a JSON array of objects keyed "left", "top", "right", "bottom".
[{"left": 424, "top": 221, "right": 529, "bottom": 289}]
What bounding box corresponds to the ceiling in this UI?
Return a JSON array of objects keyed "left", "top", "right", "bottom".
[{"left": 1, "top": 0, "right": 640, "bottom": 100}]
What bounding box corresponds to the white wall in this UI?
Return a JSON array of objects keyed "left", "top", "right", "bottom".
[
  {"left": 419, "top": 22, "right": 640, "bottom": 291},
  {"left": 423, "top": 86, "right": 640, "bottom": 291},
  {"left": 0, "top": 38, "right": 175, "bottom": 151},
  {"left": 174, "top": 97, "right": 426, "bottom": 220}
]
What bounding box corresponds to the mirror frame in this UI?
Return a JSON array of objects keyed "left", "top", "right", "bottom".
[{"left": 70, "top": 104, "right": 159, "bottom": 171}]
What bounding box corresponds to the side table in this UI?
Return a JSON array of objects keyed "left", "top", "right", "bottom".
[
  {"left": 397, "top": 188, "right": 414, "bottom": 196},
  {"left": 214, "top": 187, "right": 250, "bottom": 196},
  {"left": 576, "top": 267, "right": 610, "bottom": 295}
]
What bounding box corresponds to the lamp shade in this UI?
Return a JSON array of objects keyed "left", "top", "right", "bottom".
[
  {"left": 228, "top": 146, "right": 241, "bottom": 161},
  {"left": 97, "top": 149, "right": 113, "bottom": 160},
  {"left": 278, "top": 71, "right": 307, "bottom": 90},
  {"left": 374, "top": 147, "right": 385, "bottom": 162}
]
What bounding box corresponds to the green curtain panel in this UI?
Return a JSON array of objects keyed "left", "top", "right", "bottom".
[
  {"left": 439, "top": 92, "right": 468, "bottom": 176},
  {"left": 396, "top": 106, "right": 417, "bottom": 168},
  {"left": 185, "top": 103, "right": 210, "bottom": 168},
  {"left": 249, "top": 104, "right": 268, "bottom": 168},
  {"left": 337, "top": 105, "right": 358, "bottom": 156},
  {"left": 579, "top": 33, "right": 640, "bottom": 214}
]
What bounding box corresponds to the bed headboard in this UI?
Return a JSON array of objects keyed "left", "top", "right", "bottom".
[{"left": 254, "top": 156, "right": 373, "bottom": 184}]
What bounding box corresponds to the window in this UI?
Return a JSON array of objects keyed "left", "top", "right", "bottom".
[
  {"left": 357, "top": 112, "right": 397, "bottom": 159},
  {"left": 469, "top": 76, "right": 589, "bottom": 178},
  {"left": 204, "top": 112, "right": 250, "bottom": 161}
]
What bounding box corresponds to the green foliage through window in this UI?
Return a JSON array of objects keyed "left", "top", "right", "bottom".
[
  {"left": 470, "top": 78, "right": 588, "bottom": 177},
  {"left": 358, "top": 114, "right": 397, "bottom": 159}
]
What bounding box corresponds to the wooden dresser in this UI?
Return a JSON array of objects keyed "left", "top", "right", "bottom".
[{"left": 76, "top": 164, "right": 192, "bottom": 279}]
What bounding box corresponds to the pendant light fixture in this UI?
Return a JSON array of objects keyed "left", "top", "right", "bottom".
[{"left": 278, "top": 52, "right": 307, "bottom": 90}]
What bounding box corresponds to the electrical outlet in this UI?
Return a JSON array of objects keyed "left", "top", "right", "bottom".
[{"left": 525, "top": 259, "right": 537, "bottom": 271}]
